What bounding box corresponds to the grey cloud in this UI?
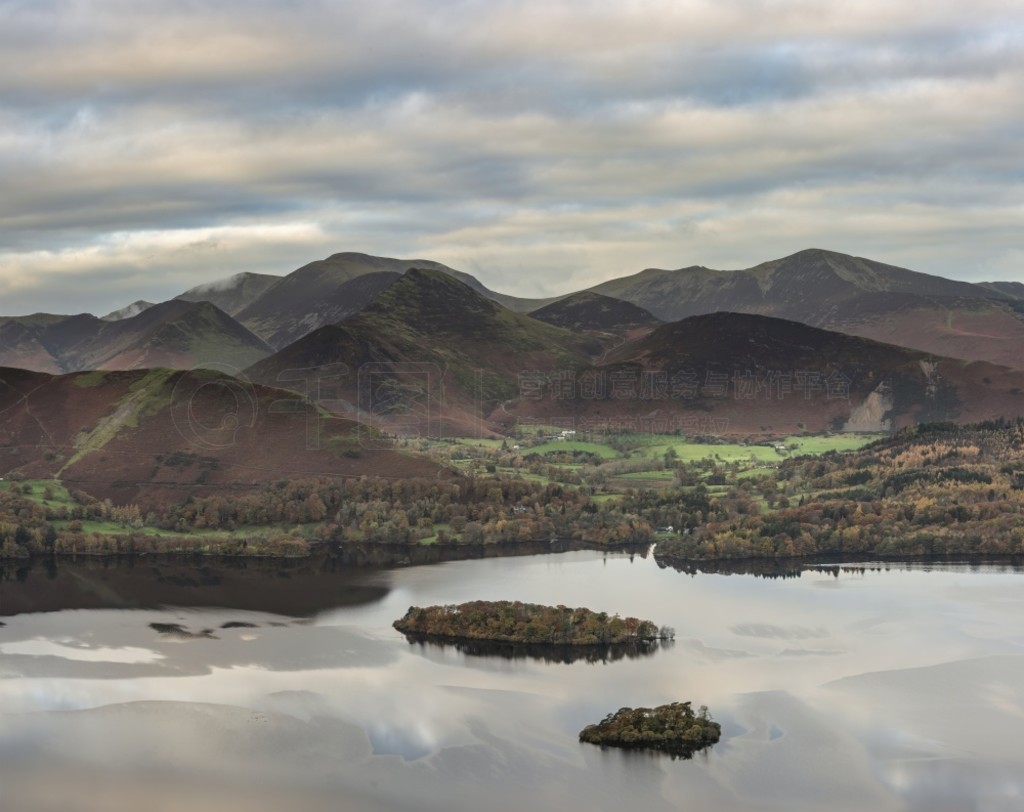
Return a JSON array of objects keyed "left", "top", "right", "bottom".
[
  {"left": 0, "top": 0, "right": 1021, "bottom": 315},
  {"left": 2, "top": 2, "right": 1019, "bottom": 112}
]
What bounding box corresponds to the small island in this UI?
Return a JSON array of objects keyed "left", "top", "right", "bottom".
[
  {"left": 579, "top": 702, "right": 721, "bottom": 758},
  {"left": 393, "top": 600, "right": 674, "bottom": 645}
]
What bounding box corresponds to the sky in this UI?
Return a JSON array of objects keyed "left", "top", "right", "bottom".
[{"left": 1, "top": 0, "right": 1022, "bottom": 316}]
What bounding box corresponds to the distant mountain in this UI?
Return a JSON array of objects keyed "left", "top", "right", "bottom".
[
  {"left": 0, "top": 251, "right": 555, "bottom": 370},
  {"left": 0, "top": 301, "right": 273, "bottom": 373},
  {"left": 174, "top": 272, "right": 280, "bottom": 316},
  {"left": 0, "top": 313, "right": 90, "bottom": 373},
  {"left": 590, "top": 248, "right": 1004, "bottom": 321},
  {"left": 102, "top": 300, "right": 155, "bottom": 321},
  {"left": 100, "top": 272, "right": 279, "bottom": 324},
  {"left": 6, "top": 244, "right": 1024, "bottom": 406},
  {"left": 87, "top": 300, "right": 274, "bottom": 371},
  {"left": 821, "top": 292, "right": 1024, "bottom": 372},
  {"left": 496, "top": 312, "right": 1024, "bottom": 436},
  {"left": 246, "top": 268, "right": 600, "bottom": 433},
  {"left": 235, "top": 253, "right": 457, "bottom": 348},
  {"left": 234, "top": 252, "right": 548, "bottom": 349},
  {"left": 239, "top": 270, "right": 402, "bottom": 350},
  {"left": 531, "top": 292, "right": 661, "bottom": 333},
  {"left": 0, "top": 365, "right": 445, "bottom": 505},
  {"left": 587, "top": 248, "right": 1024, "bottom": 369}
]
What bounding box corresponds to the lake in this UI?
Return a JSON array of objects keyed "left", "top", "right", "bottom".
[{"left": 2, "top": 551, "right": 1023, "bottom": 811}]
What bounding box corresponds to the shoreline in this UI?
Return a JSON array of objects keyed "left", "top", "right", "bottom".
[{"left": 3, "top": 544, "right": 1023, "bottom": 572}]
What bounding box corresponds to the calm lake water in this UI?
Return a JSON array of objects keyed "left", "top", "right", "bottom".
[{"left": 1, "top": 551, "right": 1023, "bottom": 812}]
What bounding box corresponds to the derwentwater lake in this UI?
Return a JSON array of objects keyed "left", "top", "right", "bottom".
[{"left": 1, "top": 550, "right": 1023, "bottom": 812}]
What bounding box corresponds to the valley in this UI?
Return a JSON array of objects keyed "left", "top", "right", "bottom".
[{"left": 1, "top": 247, "right": 1021, "bottom": 567}]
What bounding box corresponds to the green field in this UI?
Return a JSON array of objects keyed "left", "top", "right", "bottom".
[
  {"left": 734, "top": 467, "right": 778, "bottom": 479},
  {"left": 49, "top": 519, "right": 238, "bottom": 539},
  {"left": 636, "top": 434, "right": 882, "bottom": 462},
  {"left": 785, "top": 434, "right": 884, "bottom": 454},
  {"left": 616, "top": 470, "right": 675, "bottom": 481},
  {"left": 451, "top": 438, "right": 507, "bottom": 449},
  {"left": 5, "top": 479, "right": 76, "bottom": 506},
  {"left": 521, "top": 440, "right": 620, "bottom": 459},
  {"left": 436, "top": 432, "right": 880, "bottom": 467}
]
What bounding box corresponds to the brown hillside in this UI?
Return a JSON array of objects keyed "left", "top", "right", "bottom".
[
  {"left": 494, "top": 313, "right": 1024, "bottom": 437},
  {"left": 0, "top": 367, "right": 447, "bottom": 506}
]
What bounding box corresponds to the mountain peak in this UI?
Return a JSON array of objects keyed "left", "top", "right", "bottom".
[
  {"left": 101, "top": 300, "right": 155, "bottom": 322},
  {"left": 787, "top": 247, "right": 841, "bottom": 259},
  {"left": 175, "top": 271, "right": 280, "bottom": 317},
  {"left": 358, "top": 266, "right": 503, "bottom": 336}
]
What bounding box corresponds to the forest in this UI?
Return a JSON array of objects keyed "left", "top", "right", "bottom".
[
  {"left": 2, "top": 419, "right": 1024, "bottom": 562},
  {"left": 656, "top": 419, "right": 1024, "bottom": 562},
  {"left": 0, "top": 475, "right": 654, "bottom": 558}
]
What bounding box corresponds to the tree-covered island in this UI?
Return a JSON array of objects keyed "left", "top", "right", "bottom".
[
  {"left": 393, "top": 600, "right": 674, "bottom": 645},
  {"left": 579, "top": 702, "right": 721, "bottom": 757}
]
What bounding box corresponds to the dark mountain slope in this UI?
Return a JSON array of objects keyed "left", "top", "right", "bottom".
[
  {"left": 0, "top": 302, "right": 272, "bottom": 373},
  {"left": 246, "top": 269, "right": 600, "bottom": 433},
  {"left": 236, "top": 253, "right": 469, "bottom": 346},
  {"left": 588, "top": 248, "right": 1024, "bottom": 369},
  {"left": 242, "top": 271, "right": 402, "bottom": 351},
  {"left": 497, "top": 312, "right": 1024, "bottom": 436},
  {"left": 531, "top": 292, "right": 661, "bottom": 333},
  {"left": 591, "top": 248, "right": 1006, "bottom": 322},
  {"left": 235, "top": 252, "right": 550, "bottom": 348},
  {"left": 93, "top": 300, "right": 274, "bottom": 371}
]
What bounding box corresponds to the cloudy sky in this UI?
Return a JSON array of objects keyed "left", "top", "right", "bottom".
[{"left": 1, "top": 0, "right": 1022, "bottom": 315}]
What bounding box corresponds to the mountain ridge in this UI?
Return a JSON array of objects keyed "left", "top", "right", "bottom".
[
  {"left": 496, "top": 310, "right": 1024, "bottom": 436},
  {"left": 0, "top": 365, "right": 446, "bottom": 505},
  {"left": 245, "top": 268, "right": 601, "bottom": 433},
  {"left": 4, "top": 246, "right": 1023, "bottom": 379},
  {"left": 0, "top": 300, "right": 272, "bottom": 373}
]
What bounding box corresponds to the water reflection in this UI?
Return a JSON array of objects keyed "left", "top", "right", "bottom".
[
  {"left": 401, "top": 632, "right": 671, "bottom": 664},
  {"left": 149, "top": 622, "right": 218, "bottom": 639},
  {"left": 2, "top": 552, "right": 1024, "bottom": 812},
  {"left": 0, "top": 541, "right": 649, "bottom": 617},
  {"left": 0, "top": 554, "right": 392, "bottom": 617},
  {"left": 657, "top": 556, "right": 1024, "bottom": 579}
]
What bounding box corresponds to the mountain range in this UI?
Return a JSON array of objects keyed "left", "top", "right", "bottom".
[
  {"left": 237, "top": 265, "right": 1023, "bottom": 437},
  {"left": 586, "top": 249, "right": 1024, "bottom": 370},
  {"left": 34, "top": 246, "right": 1023, "bottom": 374},
  {"left": 1, "top": 246, "right": 1022, "bottom": 462},
  {"left": 0, "top": 300, "right": 272, "bottom": 374}
]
